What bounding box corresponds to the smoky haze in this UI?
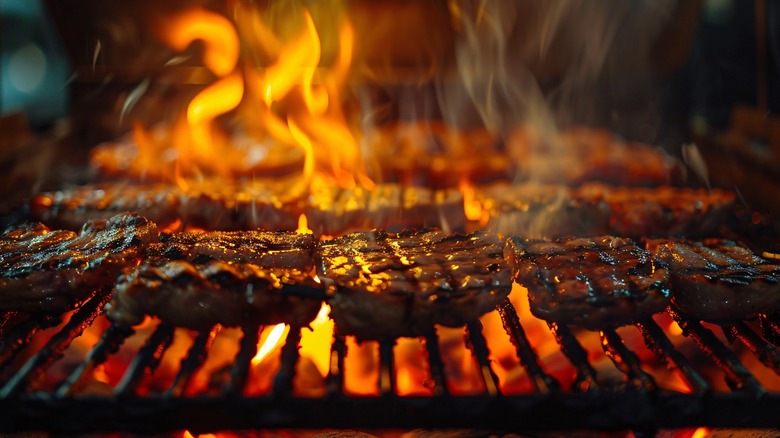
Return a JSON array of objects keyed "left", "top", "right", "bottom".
[{"left": 438, "top": 0, "right": 681, "bottom": 143}]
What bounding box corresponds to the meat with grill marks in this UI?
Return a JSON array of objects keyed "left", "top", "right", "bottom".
[
  {"left": 646, "top": 238, "right": 780, "bottom": 321},
  {"left": 505, "top": 236, "right": 671, "bottom": 330},
  {"left": 0, "top": 213, "right": 159, "bottom": 313},
  {"left": 478, "top": 183, "right": 734, "bottom": 239},
  {"left": 316, "top": 229, "right": 512, "bottom": 340},
  {"left": 306, "top": 184, "right": 466, "bottom": 236},
  {"left": 105, "top": 230, "right": 323, "bottom": 330},
  {"left": 29, "top": 179, "right": 301, "bottom": 232}
]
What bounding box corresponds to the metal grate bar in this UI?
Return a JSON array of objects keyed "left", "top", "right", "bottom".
[
  {"left": 0, "top": 312, "right": 18, "bottom": 337},
  {"left": 223, "top": 324, "right": 260, "bottom": 396},
  {"left": 0, "top": 291, "right": 110, "bottom": 398},
  {"left": 497, "top": 300, "right": 558, "bottom": 393},
  {"left": 272, "top": 326, "right": 302, "bottom": 398},
  {"left": 326, "top": 330, "right": 346, "bottom": 396},
  {"left": 759, "top": 315, "right": 780, "bottom": 345},
  {"left": 378, "top": 339, "right": 396, "bottom": 395},
  {"left": 600, "top": 329, "right": 657, "bottom": 391},
  {"left": 636, "top": 318, "right": 710, "bottom": 394},
  {"left": 55, "top": 323, "right": 134, "bottom": 397},
  {"left": 0, "top": 313, "right": 62, "bottom": 370},
  {"left": 548, "top": 323, "right": 600, "bottom": 392},
  {"left": 670, "top": 307, "right": 765, "bottom": 396},
  {"left": 721, "top": 321, "right": 780, "bottom": 375},
  {"left": 423, "top": 328, "right": 448, "bottom": 396},
  {"left": 465, "top": 320, "right": 500, "bottom": 396},
  {"left": 164, "top": 326, "right": 220, "bottom": 397},
  {"left": 114, "top": 324, "right": 175, "bottom": 396}
]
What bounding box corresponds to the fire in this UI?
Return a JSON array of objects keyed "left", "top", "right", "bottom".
[
  {"left": 251, "top": 324, "right": 288, "bottom": 366},
  {"left": 298, "top": 303, "right": 334, "bottom": 377},
  {"left": 241, "top": 6, "right": 369, "bottom": 191},
  {"left": 295, "top": 214, "right": 312, "bottom": 234},
  {"left": 459, "top": 177, "right": 484, "bottom": 223},
  {"left": 119, "top": 2, "right": 371, "bottom": 202}
]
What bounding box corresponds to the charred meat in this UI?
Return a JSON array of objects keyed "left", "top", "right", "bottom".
[
  {"left": 577, "top": 183, "right": 735, "bottom": 238},
  {"left": 316, "top": 229, "right": 512, "bottom": 340},
  {"left": 29, "top": 180, "right": 302, "bottom": 233},
  {"left": 30, "top": 182, "right": 182, "bottom": 231},
  {"left": 646, "top": 239, "right": 780, "bottom": 321},
  {"left": 105, "top": 230, "right": 323, "bottom": 330},
  {"left": 506, "top": 236, "right": 671, "bottom": 330},
  {"left": 478, "top": 183, "right": 734, "bottom": 239},
  {"left": 306, "top": 184, "right": 465, "bottom": 236},
  {"left": 0, "top": 213, "right": 159, "bottom": 313}
]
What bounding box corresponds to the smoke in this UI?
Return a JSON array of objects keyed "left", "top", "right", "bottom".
[{"left": 440, "top": 0, "right": 679, "bottom": 139}]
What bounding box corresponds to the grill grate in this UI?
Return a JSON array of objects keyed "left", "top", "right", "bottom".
[{"left": 0, "top": 294, "right": 779, "bottom": 434}]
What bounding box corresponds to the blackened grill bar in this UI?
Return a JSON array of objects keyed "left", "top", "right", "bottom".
[{"left": 0, "top": 296, "right": 779, "bottom": 433}]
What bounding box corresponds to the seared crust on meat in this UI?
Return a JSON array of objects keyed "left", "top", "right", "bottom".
[
  {"left": 105, "top": 230, "right": 323, "bottom": 330},
  {"left": 0, "top": 213, "right": 159, "bottom": 313},
  {"left": 646, "top": 239, "right": 780, "bottom": 321},
  {"left": 29, "top": 182, "right": 182, "bottom": 231},
  {"left": 29, "top": 180, "right": 302, "bottom": 233},
  {"left": 577, "top": 184, "right": 735, "bottom": 238},
  {"left": 306, "top": 184, "right": 465, "bottom": 236},
  {"left": 478, "top": 183, "right": 734, "bottom": 239},
  {"left": 506, "top": 236, "right": 671, "bottom": 330},
  {"left": 316, "top": 229, "right": 512, "bottom": 340}
]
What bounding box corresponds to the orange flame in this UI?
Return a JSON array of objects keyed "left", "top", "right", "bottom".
[
  {"left": 251, "top": 324, "right": 288, "bottom": 366},
  {"left": 299, "top": 303, "right": 334, "bottom": 378},
  {"left": 295, "top": 214, "right": 313, "bottom": 234},
  {"left": 157, "top": 8, "right": 238, "bottom": 77},
  {"left": 241, "top": 7, "right": 370, "bottom": 191}
]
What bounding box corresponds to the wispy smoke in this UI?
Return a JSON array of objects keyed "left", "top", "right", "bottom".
[{"left": 441, "top": 0, "right": 678, "bottom": 137}]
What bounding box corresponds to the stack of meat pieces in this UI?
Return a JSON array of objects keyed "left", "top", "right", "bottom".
[{"left": 9, "top": 122, "right": 779, "bottom": 336}]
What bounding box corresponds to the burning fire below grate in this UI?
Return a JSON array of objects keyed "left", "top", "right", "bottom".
[{"left": 2, "top": 0, "right": 780, "bottom": 436}]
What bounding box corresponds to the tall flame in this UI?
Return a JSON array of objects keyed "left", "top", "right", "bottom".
[{"left": 123, "top": 3, "right": 370, "bottom": 197}]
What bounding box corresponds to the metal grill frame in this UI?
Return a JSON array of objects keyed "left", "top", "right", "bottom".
[{"left": 1, "top": 292, "right": 780, "bottom": 434}]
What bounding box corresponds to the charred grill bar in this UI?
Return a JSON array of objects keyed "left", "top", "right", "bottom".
[{"left": 0, "top": 290, "right": 779, "bottom": 434}]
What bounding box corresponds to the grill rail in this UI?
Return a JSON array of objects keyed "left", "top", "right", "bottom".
[{"left": 1, "top": 294, "right": 779, "bottom": 434}]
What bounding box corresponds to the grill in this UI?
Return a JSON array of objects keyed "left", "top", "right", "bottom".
[
  {"left": 3, "top": 0, "right": 780, "bottom": 435},
  {"left": 1, "top": 283, "right": 779, "bottom": 435}
]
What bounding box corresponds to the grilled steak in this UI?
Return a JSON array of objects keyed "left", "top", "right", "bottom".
[
  {"left": 30, "top": 180, "right": 303, "bottom": 233},
  {"left": 30, "top": 182, "right": 183, "bottom": 231},
  {"left": 508, "top": 125, "right": 684, "bottom": 186},
  {"left": 306, "top": 184, "right": 465, "bottom": 236},
  {"left": 646, "top": 239, "right": 780, "bottom": 321},
  {"left": 105, "top": 230, "right": 323, "bottom": 330},
  {"left": 316, "top": 229, "right": 512, "bottom": 340},
  {"left": 478, "top": 183, "right": 734, "bottom": 239},
  {"left": 90, "top": 128, "right": 305, "bottom": 182},
  {"left": 577, "top": 183, "right": 735, "bottom": 238},
  {"left": 0, "top": 213, "right": 159, "bottom": 313},
  {"left": 477, "top": 183, "right": 610, "bottom": 239},
  {"left": 506, "top": 236, "right": 671, "bottom": 330}
]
